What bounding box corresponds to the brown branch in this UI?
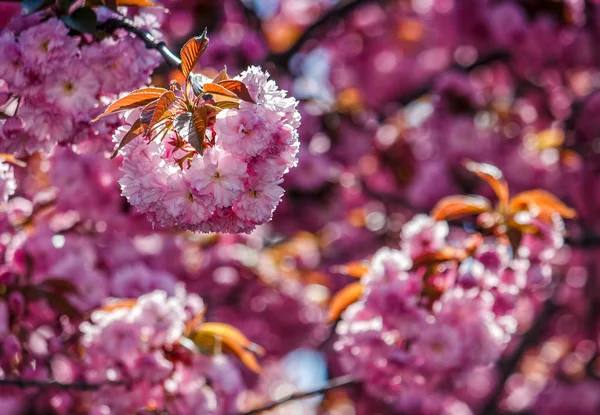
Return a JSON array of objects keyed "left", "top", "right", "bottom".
[
  {"left": 234, "top": 375, "right": 356, "bottom": 415},
  {"left": 0, "top": 377, "right": 124, "bottom": 390}
]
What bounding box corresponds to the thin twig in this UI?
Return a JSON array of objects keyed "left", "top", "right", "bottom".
[
  {"left": 0, "top": 377, "right": 124, "bottom": 390},
  {"left": 99, "top": 17, "right": 182, "bottom": 68},
  {"left": 234, "top": 374, "right": 356, "bottom": 415}
]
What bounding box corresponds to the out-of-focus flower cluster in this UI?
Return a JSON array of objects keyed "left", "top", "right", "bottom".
[
  {"left": 332, "top": 211, "right": 564, "bottom": 414},
  {"left": 0, "top": 0, "right": 598, "bottom": 414},
  {"left": 0, "top": 11, "right": 161, "bottom": 156}
]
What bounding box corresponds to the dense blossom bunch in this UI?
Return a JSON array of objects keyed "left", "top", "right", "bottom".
[
  {"left": 79, "top": 288, "right": 243, "bottom": 415},
  {"left": 333, "top": 210, "right": 564, "bottom": 413},
  {"left": 0, "top": 11, "right": 161, "bottom": 156},
  {"left": 115, "top": 63, "right": 300, "bottom": 233}
]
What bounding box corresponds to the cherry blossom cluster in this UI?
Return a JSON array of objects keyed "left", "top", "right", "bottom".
[
  {"left": 118, "top": 66, "right": 301, "bottom": 233},
  {"left": 333, "top": 213, "right": 564, "bottom": 413},
  {"left": 0, "top": 11, "right": 161, "bottom": 156},
  {"left": 79, "top": 288, "right": 243, "bottom": 415}
]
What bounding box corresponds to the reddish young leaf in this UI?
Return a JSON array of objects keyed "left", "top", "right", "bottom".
[
  {"left": 212, "top": 67, "right": 230, "bottom": 83},
  {"left": 148, "top": 91, "right": 176, "bottom": 130},
  {"left": 93, "top": 87, "right": 166, "bottom": 121},
  {"left": 431, "top": 195, "right": 492, "bottom": 222},
  {"left": 180, "top": 29, "right": 209, "bottom": 78},
  {"left": 412, "top": 246, "right": 464, "bottom": 269},
  {"left": 202, "top": 83, "right": 239, "bottom": 100},
  {"left": 140, "top": 91, "right": 175, "bottom": 133},
  {"left": 140, "top": 100, "right": 157, "bottom": 129},
  {"left": 214, "top": 100, "right": 240, "bottom": 110},
  {"left": 509, "top": 189, "right": 577, "bottom": 221},
  {"left": 110, "top": 118, "right": 143, "bottom": 159},
  {"left": 216, "top": 80, "right": 255, "bottom": 103},
  {"left": 465, "top": 161, "right": 510, "bottom": 207},
  {"left": 190, "top": 105, "right": 208, "bottom": 154},
  {"left": 327, "top": 282, "right": 363, "bottom": 323}
]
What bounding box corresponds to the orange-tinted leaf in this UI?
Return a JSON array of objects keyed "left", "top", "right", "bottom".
[
  {"left": 99, "top": 299, "right": 137, "bottom": 312},
  {"left": 140, "top": 100, "right": 157, "bottom": 129},
  {"left": 141, "top": 91, "right": 175, "bottom": 133},
  {"left": 412, "top": 246, "right": 463, "bottom": 268},
  {"left": 216, "top": 80, "right": 255, "bottom": 103},
  {"left": 465, "top": 161, "right": 510, "bottom": 207},
  {"left": 533, "top": 128, "right": 564, "bottom": 151},
  {"left": 110, "top": 118, "right": 143, "bottom": 159},
  {"left": 148, "top": 91, "right": 175, "bottom": 130},
  {"left": 202, "top": 83, "right": 239, "bottom": 100},
  {"left": 190, "top": 105, "right": 208, "bottom": 154},
  {"left": 431, "top": 195, "right": 492, "bottom": 221},
  {"left": 214, "top": 100, "right": 240, "bottom": 110},
  {"left": 0, "top": 153, "right": 26, "bottom": 167},
  {"left": 93, "top": 87, "right": 166, "bottom": 121},
  {"left": 189, "top": 323, "right": 264, "bottom": 373},
  {"left": 328, "top": 282, "right": 363, "bottom": 323},
  {"left": 180, "top": 29, "right": 209, "bottom": 78},
  {"left": 509, "top": 189, "right": 576, "bottom": 220},
  {"left": 213, "top": 67, "right": 229, "bottom": 83},
  {"left": 117, "top": 0, "right": 155, "bottom": 6},
  {"left": 330, "top": 261, "right": 369, "bottom": 278}
]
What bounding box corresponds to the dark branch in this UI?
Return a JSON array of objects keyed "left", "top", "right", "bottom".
[
  {"left": 477, "top": 297, "right": 559, "bottom": 415},
  {"left": 0, "top": 377, "right": 124, "bottom": 390},
  {"left": 234, "top": 375, "right": 356, "bottom": 415},
  {"left": 99, "top": 17, "right": 182, "bottom": 69},
  {"left": 268, "top": 0, "right": 388, "bottom": 67}
]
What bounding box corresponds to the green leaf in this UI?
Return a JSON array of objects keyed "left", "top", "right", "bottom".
[
  {"left": 61, "top": 7, "right": 97, "bottom": 34},
  {"left": 22, "top": 0, "right": 46, "bottom": 14}
]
